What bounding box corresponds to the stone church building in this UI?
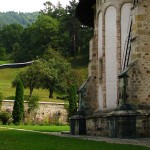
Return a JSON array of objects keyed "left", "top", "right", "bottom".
[{"left": 71, "top": 0, "right": 150, "bottom": 138}]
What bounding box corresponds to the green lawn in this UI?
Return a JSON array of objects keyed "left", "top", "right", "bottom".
[
  {"left": 0, "top": 125, "right": 70, "bottom": 132},
  {"left": 0, "top": 60, "right": 10, "bottom": 65},
  {"left": 0, "top": 60, "right": 88, "bottom": 102},
  {"left": 0, "top": 127, "right": 149, "bottom": 150},
  {"left": 0, "top": 67, "right": 66, "bottom": 102}
]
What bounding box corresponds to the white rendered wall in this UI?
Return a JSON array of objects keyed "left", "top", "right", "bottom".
[
  {"left": 121, "top": 3, "right": 132, "bottom": 65},
  {"left": 98, "top": 12, "right": 103, "bottom": 109},
  {"left": 105, "top": 6, "right": 117, "bottom": 109},
  {"left": 88, "top": 39, "right": 93, "bottom": 77}
]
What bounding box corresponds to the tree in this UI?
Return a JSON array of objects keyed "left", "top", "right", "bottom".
[
  {"left": 11, "top": 42, "right": 21, "bottom": 62},
  {"left": 40, "top": 48, "right": 71, "bottom": 98},
  {"left": 0, "top": 92, "right": 3, "bottom": 110},
  {"left": 18, "top": 15, "right": 59, "bottom": 62},
  {"left": 12, "top": 60, "right": 43, "bottom": 99},
  {"left": 12, "top": 79, "right": 24, "bottom": 124},
  {"left": 68, "top": 84, "right": 78, "bottom": 118},
  {"left": 0, "top": 45, "right": 7, "bottom": 60},
  {"left": 0, "top": 24, "right": 23, "bottom": 54},
  {"left": 65, "top": 0, "right": 80, "bottom": 59},
  {"left": 40, "top": 1, "right": 55, "bottom": 15},
  {"left": 12, "top": 48, "right": 71, "bottom": 99},
  {"left": 40, "top": 2, "right": 70, "bottom": 57},
  {"left": 41, "top": 0, "right": 93, "bottom": 60},
  {"left": 41, "top": 60, "right": 71, "bottom": 98}
]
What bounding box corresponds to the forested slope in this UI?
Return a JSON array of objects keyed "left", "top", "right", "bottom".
[{"left": 0, "top": 11, "right": 39, "bottom": 28}]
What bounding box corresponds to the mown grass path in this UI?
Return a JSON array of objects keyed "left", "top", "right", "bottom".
[{"left": 0, "top": 126, "right": 149, "bottom": 150}]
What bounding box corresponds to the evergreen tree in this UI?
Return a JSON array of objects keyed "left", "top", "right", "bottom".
[
  {"left": 12, "top": 79, "right": 24, "bottom": 125},
  {"left": 68, "top": 84, "right": 78, "bottom": 118}
]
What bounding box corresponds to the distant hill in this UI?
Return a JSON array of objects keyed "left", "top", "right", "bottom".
[{"left": 0, "top": 11, "right": 39, "bottom": 28}]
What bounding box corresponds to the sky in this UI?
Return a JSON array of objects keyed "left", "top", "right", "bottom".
[{"left": 0, "top": 0, "right": 71, "bottom": 13}]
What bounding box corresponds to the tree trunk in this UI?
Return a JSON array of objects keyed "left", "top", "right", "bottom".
[
  {"left": 49, "top": 88, "right": 53, "bottom": 98},
  {"left": 29, "top": 88, "right": 33, "bottom": 99}
]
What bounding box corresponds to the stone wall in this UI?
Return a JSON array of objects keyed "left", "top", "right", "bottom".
[
  {"left": 80, "top": 36, "right": 99, "bottom": 115},
  {"left": 86, "top": 110, "right": 150, "bottom": 138},
  {"left": 1, "top": 100, "right": 68, "bottom": 124},
  {"left": 127, "top": 0, "right": 150, "bottom": 106}
]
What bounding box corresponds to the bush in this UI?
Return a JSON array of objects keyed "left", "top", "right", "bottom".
[
  {"left": 28, "top": 96, "right": 39, "bottom": 114},
  {"left": 0, "top": 111, "right": 11, "bottom": 125}
]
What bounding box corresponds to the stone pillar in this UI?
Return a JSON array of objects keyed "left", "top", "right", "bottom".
[
  {"left": 128, "top": 0, "right": 150, "bottom": 106},
  {"left": 86, "top": 36, "right": 99, "bottom": 114}
]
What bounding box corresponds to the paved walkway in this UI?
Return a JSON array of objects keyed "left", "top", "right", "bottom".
[
  {"left": 48, "top": 132, "right": 150, "bottom": 148},
  {"left": 0, "top": 127, "right": 150, "bottom": 148}
]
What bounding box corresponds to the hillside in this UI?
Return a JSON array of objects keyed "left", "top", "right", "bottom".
[
  {"left": 0, "top": 67, "right": 64, "bottom": 102},
  {"left": 0, "top": 1, "right": 90, "bottom": 102},
  {"left": 0, "top": 11, "right": 39, "bottom": 28},
  {"left": 0, "top": 62, "right": 88, "bottom": 102}
]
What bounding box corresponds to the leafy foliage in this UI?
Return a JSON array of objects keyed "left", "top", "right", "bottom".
[
  {"left": 39, "top": 48, "right": 71, "bottom": 98},
  {"left": 27, "top": 96, "right": 39, "bottom": 114},
  {"left": 12, "top": 80, "right": 24, "bottom": 125},
  {"left": 0, "top": 111, "right": 11, "bottom": 125},
  {"left": 0, "top": 0, "right": 93, "bottom": 64},
  {"left": 12, "top": 48, "right": 71, "bottom": 99},
  {"left": 12, "top": 61, "right": 43, "bottom": 99},
  {"left": 0, "top": 46, "right": 7, "bottom": 60},
  {"left": 41, "top": 0, "right": 93, "bottom": 60},
  {"left": 0, "top": 23, "right": 23, "bottom": 54},
  {"left": 42, "top": 54, "right": 71, "bottom": 97},
  {"left": 13, "top": 15, "right": 59, "bottom": 62}
]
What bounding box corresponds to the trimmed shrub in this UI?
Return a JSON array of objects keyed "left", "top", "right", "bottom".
[{"left": 0, "top": 111, "right": 11, "bottom": 125}]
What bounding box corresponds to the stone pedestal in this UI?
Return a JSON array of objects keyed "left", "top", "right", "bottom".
[
  {"left": 86, "top": 107, "right": 150, "bottom": 138},
  {"left": 70, "top": 115, "right": 86, "bottom": 135}
]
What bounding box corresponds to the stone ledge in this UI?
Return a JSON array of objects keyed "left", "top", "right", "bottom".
[{"left": 2, "top": 100, "right": 65, "bottom": 105}]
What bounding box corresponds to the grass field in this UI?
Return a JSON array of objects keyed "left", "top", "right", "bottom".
[
  {"left": 0, "top": 127, "right": 149, "bottom": 150},
  {"left": 0, "top": 125, "right": 70, "bottom": 132},
  {"left": 0, "top": 67, "right": 67, "bottom": 102},
  {"left": 0, "top": 60, "right": 88, "bottom": 102},
  {"left": 0, "top": 60, "right": 10, "bottom": 65}
]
